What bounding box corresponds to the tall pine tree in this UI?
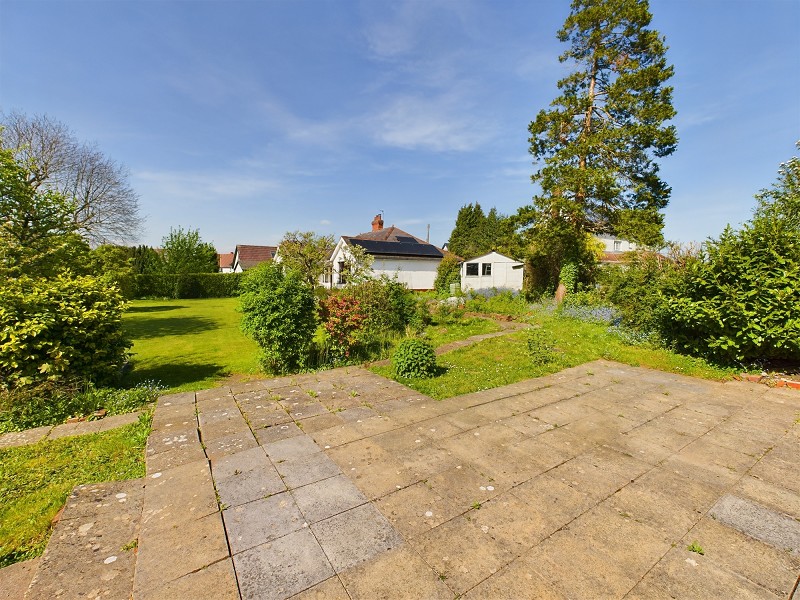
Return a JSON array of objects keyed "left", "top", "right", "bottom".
[{"left": 521, "top": 0, "right": 677, "bottom": 289}]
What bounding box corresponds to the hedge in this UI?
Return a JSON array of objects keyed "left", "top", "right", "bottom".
[{"left": 132, "top": 273, "right": 245, "bottom": 299}]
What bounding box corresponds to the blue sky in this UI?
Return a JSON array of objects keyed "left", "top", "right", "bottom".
[{"left": 1, "top": 0, "right": 798, "bottom": 252}]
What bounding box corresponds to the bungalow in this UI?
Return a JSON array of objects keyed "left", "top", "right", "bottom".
[
  {"left": 232, "top": 245, "right": 277, "bottom": 272},
  {"left": 328, "top": 215, "right": 444, "bottom": 291},
  {"left": 460, "top": 251, "right": 524, "bottom": 293},
  {"left": 218, "top": 252, "right": 234, "bottom": 273}
]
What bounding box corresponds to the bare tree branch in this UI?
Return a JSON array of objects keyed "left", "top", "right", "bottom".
[{"left": 1, "top": 111, "right": 142, "bottom": 245}]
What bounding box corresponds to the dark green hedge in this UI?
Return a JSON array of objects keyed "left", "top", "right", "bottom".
[{"left": 133, "top": 273, "right": 245, "bottom": 299}]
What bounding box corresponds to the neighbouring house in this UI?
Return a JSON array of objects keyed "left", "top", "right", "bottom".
[
  {"left": 327, "top": 215, "right": 444, "bottom": 291},
  {"left": 595, "top": 234, "right": 638, "bottom": 265},
  {"left": 460, "top": 251, "right": 524, "bottom": 293},
  {"left": 218, "top": 252, "right": 234, "bottom": 273},
  {"left": 232, "top": 245, "right": 277, "bottom": 272}
]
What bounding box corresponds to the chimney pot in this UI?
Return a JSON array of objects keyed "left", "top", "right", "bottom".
[{"left": 371, "top": 214, "right": 384, "bottom": 231}]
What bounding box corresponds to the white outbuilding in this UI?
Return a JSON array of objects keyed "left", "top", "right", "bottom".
[{"left": 460, "top": 251, "right": 524, "bottom": 293}]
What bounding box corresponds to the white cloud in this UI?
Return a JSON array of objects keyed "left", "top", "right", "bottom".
[
  {"left": 133, "top": 169, "right": 281, "bottom": 201},
  {"left": 368, "top": 93, "right": 492, "bottom": 152},
  {"left": 320, "top": 219, "right": 331, "bottom": 225}
]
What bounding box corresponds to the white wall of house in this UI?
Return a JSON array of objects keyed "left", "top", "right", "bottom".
[
  {"left": 325, "top": 238, "right": 440, "bottom": 290},
  {"left": 461, "top": 251, "right": 524, "bottom": 293},
  {"left": 595, "top": 234, "right": 637, "bottom": 253}
]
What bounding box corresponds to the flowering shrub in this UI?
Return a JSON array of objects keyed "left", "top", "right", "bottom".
[{"left": 322, "top": 294, "right": 367, "bottom": 362}]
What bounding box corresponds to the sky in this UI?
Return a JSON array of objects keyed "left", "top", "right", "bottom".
[{"left": 1, "top": 0, "right": 798, "bottom": 252}]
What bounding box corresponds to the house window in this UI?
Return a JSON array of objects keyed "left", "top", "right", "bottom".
[
  {"left": 337, "top": 261, "right": 347, "bottom": 285},
  {"left": 613, "top": 240, "right": 622, "bottom": 251},
  {"left": 466, "top": 263, "right": 479, "bottom": 276},
  {"left": 482, "top": 263, "right": 492, "bottom": 276}
]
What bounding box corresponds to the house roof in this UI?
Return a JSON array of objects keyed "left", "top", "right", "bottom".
[
  {"left": 235, "top": 245, "right": 277, "bottom": 270},
  {"left": 343, "top": 226, "right": 444, "bottom": 259},
  {"left": 218, "top": 252, "right": 234, "bottom": 269},
  {"left": 461, "top": 251, "right": 522, "bottom": 263}
]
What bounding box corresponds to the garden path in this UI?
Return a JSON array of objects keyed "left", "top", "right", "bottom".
[{"left": 0, "top": 410, "right": 144, "bottom": 449}]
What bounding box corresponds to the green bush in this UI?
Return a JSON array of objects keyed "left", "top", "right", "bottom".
[
  {"left": 434, "top": 254, "right": 462, "bottom": 296},
  {"left": 239, "top": 263, "right": 317, "bottom": 374},
  {"left": 525, "top": 328, "right": 558, "bottom": 366},
  {"left": 600, "top": 251, "right": 677, "bottom": 334},
  {"left": 0, "top": 275, "right": 131, "bottom": 389},
  {"left": 348, "top": 277, "right": 428, "bottom": 337},
  {"left": 665, "top": 218, "right": 800, "bottom": 364},
  {"left": 133, "top": 273, "right": 244, "bottom": 299},
  {"left": 392, "top": 338, "right": 437, "bottom": 378}
]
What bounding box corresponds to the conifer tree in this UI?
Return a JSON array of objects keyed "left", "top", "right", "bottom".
[{"left": 521, "top": 0, "right": 677, "bottom": 288}]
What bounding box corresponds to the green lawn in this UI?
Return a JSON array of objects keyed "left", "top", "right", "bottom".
[
  {"left": 123, "top": 298, "right": 261, "bottom": 392},
  {"left": 122, "top": 299, "right": 503, "bottom": 393},
  {"left": 0, "top": 414, "right": 150, "bottom": 567},
  {"left": 423, "top": 316, "right": 502, "bottom": 347},
  {"left": 373, "top": 311, "right": 734, "bottom": 399}
]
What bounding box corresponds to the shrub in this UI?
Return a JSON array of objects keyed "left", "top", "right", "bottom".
[
  {"left": 392, "top": 338, "right": 437, "bottom": 378},
  {"left": 600, "top": 251, "right": 677, "bottom": 334},
  {"left": 322, "top": 294, "right": 367, "bottom": 363},
  {"left": 434, "top": 254, "right": 462, "bottom": 296},
  {"left": 132, "top": 273, "right": 244, "bottom": 299},
  {"left": 665, "top": 218, "right": 800, "bottom": 364},
  {"left": 239, "top": 263, "right": 317, "bottom": 374},
  {"left": 525, "top": 328, "right": 558, "bottom": 366},
  {"left": 0, "top": 275, "right": 131, "bottom": 389},
  {"left": 348, "top": 277, "right": 426, "bottom": 337}
]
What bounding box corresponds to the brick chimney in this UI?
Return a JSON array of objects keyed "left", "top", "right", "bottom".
[{"left": 371, "top": 214, "right": 384, "bottom": 231}]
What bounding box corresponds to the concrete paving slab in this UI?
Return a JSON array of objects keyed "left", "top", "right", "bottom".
[
  {"left": 288, "top": 576, "right": 350, "bottom": 600},
  {"left": 146, "top": 423, "right": 199, "bottom": 456},
  {"left": 224, "top": 492, "right": 307, "bottom": 554},
  {"left": 156, "top": 390, "right": 195, "bottom": 407},
  {"left": 687, "top": 515, "right": 800, "bottom": 597},
  {"left": 234, "top": 528, "right": 335, "bottom": 600},
  {"left": 263, "top": 434, "right": 322, "bottom": 462},
  {"left": 347, "top": 459, "right": 421, "bottom": 501},
  {"left": 312, "top": 503, "right": 404, "bottom": 573},
  {"left": 135, "top": 558, "right": 239, "bottom": 600},
  {"left": 0, "top": 558, "right": 40, "bottom": 600},
  {"left": 141, "top": 460, "right": 218, "bottom": 532},
  {"left": 0, "top": 425, "right": 52, "bottom": 448},
  {"left": 627, "top": 545, "right": 781, "bottom": 600},
  {"left": 731, "top": 474, "right": 800, "bottom": 519},
  {"left": 297, "top": 412, "right": 346, "bottom": 433},
  {"left": 145, "top": 440, "right": 207, "bottom": 474},
  {"left": 462, "top": 555, "right": 569, "bottom": 599},
  {"left": 26, "top": 480, "right": 144, "bottom": 600},
  {"left": 201, "top": 417, "right": 253, "bottom": 441},
  {"left": 338, "top": 546, "right": 453, "bottom": 600},
  {"left": 524, "top": 530, "right": 639, "bottom": 599},
  {"left": 276, "top": 450, "right": 344, "bottom": 489},
  {"left": 211, "top": 445, "right": 269, "bottom": 478},
  {"left": 134, "top": 511, "right": 230, "bottom": 595},
  {"left": 291, "top": 474, "right": 368, "bottom": 523},
  {"left": 255, "top": 421, "right": 304, "bottom": 445},
  {"left": 709, "top": 494, "right": 800, "bottom": 556},
  {"left": 375, "top": 480, "right": 462, "bottom": 539},
  {"left": 216, "top": 459, "right": 286, "bottom": 508},
  {"left": 412, "top": 512, "right": 517, "bottom": 595},
  {"left": 204, "top": 430, "right": 259, "bottom": 461}
]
